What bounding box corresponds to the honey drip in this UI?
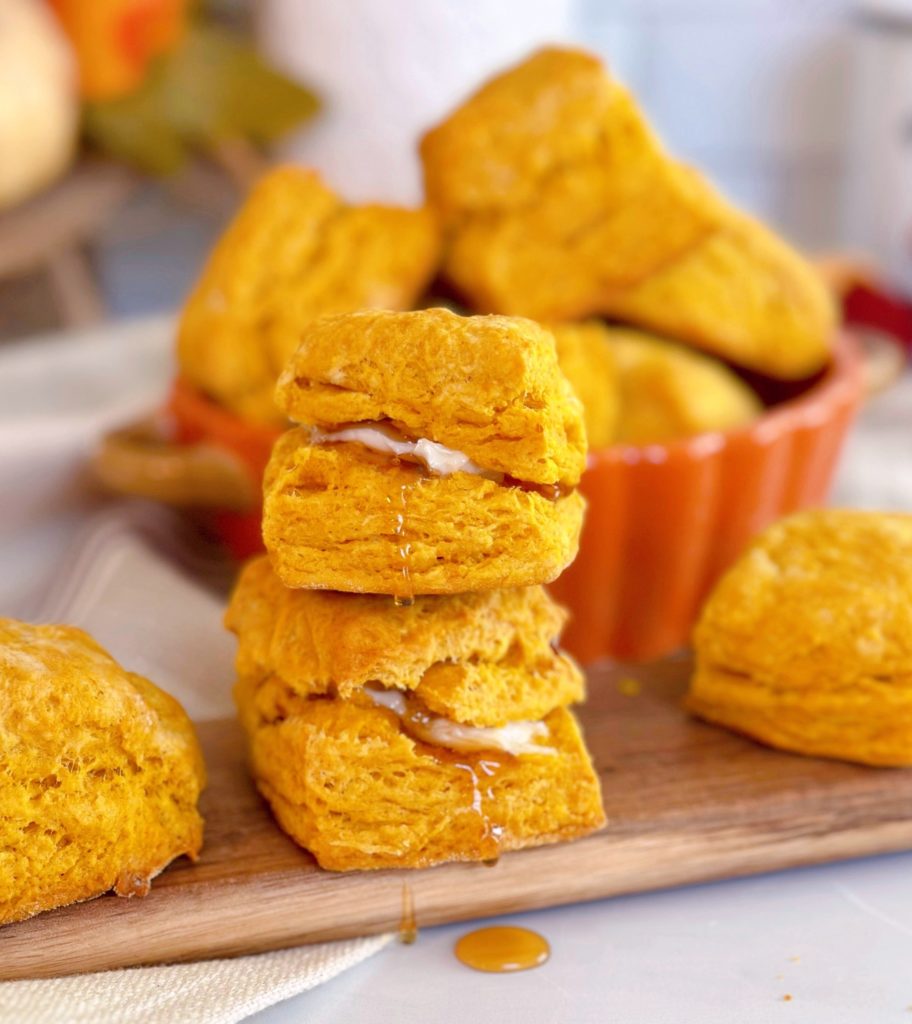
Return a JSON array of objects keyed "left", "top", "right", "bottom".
[
  {"left": 453, "top": 757, "right": 504, "bottom": 862},
  {"left": 392, "top": 474, "right": 415, "bottom": 607},
  {"left": 454, "top": 926, "right": 550, "bottom": 973},
  {"left": 398, "top": 883, "right": 417, "bottom": 945}
]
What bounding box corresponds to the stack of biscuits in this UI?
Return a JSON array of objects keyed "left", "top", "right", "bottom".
[{"left": 226, "top": 307, "right": 605, "bottom": 870}]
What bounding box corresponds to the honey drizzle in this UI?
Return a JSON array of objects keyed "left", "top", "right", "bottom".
[
  {"left": 398, "top": 883, "right": 418, "bottom": 945},
  {"left": 392, "top": 471, "right": 415, "bottom": 607},
  {"left": 452, "top": 756, "right": 505, "bottom": 863},
  {"left": 401, "top": 695, "right": 507, "bottom": 861},
  {"left": 454, "top": 926, "right": 550, "bottom": 973}
]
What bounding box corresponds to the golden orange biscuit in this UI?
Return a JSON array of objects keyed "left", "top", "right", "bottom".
[
  {"left": 553, "top": 322, "right": 760, "bottom": 446},
  {"left": 234, "top": 683, "right": 604, "bottom": 871},
  {"left": 226, "top": 556, "right": 584, "bottom": 727},
  {"left": 610, "top": 327, "right": 761, "bottom": 443},
  {"left": 421, "top": 47, "right": 833, "bottom": 379},
  {"left": 275, "top": 308, "right": 587, "bottom": 487},
  {"left": 605, "top": 209, "right": 835, "bottom": 385},
  {"left": 177, "top": 166, "right": 441, "bottom": 425},
  {"left": 263, "top": 435, "right": 584, "bottom": 596},
  {"left": 263, "top": 309, "right": 587, "bottom": 595},
  {"left": 688, "top": 509, "right": 912, "bottom": 766},
  {"left": 551, "top": 322, "right": 619, "bottom": 449},
  {"left": 0, "top": 619, "right": 205, "bottom": 925}
]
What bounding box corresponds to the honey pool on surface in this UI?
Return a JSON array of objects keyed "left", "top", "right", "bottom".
[{"left": 454, "top": 926, "right": 550, "bottom": 973}]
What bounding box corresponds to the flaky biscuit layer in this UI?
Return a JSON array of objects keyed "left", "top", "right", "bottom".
[
  {"left": 262, "top": 434, "right": 584, "bottom": 596},
  {"left": 234, "top": 689, "right": 605, "bottom": 871},
  {"left": 275, "top": 308, "right": 587, "bottom": 487},
  {"left": 226, "top": 556, "right": 583, "bottom": 727}
]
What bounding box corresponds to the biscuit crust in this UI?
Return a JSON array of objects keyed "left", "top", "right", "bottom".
[
  {"left": 554, "top": 321, "right": 760, "bottom": 446},
  {"left": 262, "top": 433, "right": 585, "bottom": 596},
  {"left": 551, "top": 322, "right": 619, "bottom": 449},
  {"left": 0, "top": 619, "right": 205, "bottom": 925},
  {"left": 177, "top": 167, "right": 440, "bottom": 424},
  {"left": 234, "top": 692, "right": 605, "bottom": 871},
  {"left": 226, "top": 556, "right": 584, "bottom": 727},
  {"left": 275, "top": 308, "right": 587, "bottom": 487},
  {"left": 688, "top": 510, "right": 912, "bottom": 766},
  {"left": 422, "top": 47, "right": 833, "bottom": 379}
]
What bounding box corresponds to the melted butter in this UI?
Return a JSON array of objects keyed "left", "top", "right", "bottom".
[
  {"left": 312, "top": 422, "right": 497, "bottom": 479},
  {"left": 454, "top": 926, "right": 550, "bottom": 973},
  {"left": 363, "top": 687, "right": 552, "bottom": 758}
]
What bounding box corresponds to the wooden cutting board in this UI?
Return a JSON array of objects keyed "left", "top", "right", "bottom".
[{"left": 5, "top": 656, "right": 912, "bottom": 981}]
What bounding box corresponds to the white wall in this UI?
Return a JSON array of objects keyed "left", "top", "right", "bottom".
[{"left": 577, "top": 0, "right": 856, "bottom": 250}]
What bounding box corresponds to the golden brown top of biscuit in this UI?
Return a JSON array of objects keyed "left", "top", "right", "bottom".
[
  {"left": 226, "top": 555, "right": 582, "bottom": 726},
  {"left": 421, "top": 48, "right": 833, "bottom": 379},
  {"left": 177, "top": 166, "right": 441, "bottom": 425},
  {"left": 421, "top": 47, "right": 616, "bottom": 219},
  {"left": 0, "top": 618, "right": 205, "bottom": 781},
  {"left": 274, "top": 307, "right": 587, "bottom": 487},
  {"left": 694, "top": 510, "right": 912, "bottom": 690}
]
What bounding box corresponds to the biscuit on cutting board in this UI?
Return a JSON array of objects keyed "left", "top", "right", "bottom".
[
  {"left": 227, "top": 558, "right": 604, "bottom": 870},
  {"left": 688, "top": 510, "right": 912, "bottom": 766},
  {"left": 0, "top": 618, "right": 205, "bottom": 925}
]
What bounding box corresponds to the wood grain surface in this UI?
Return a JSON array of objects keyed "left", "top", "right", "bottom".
[{"left": 4, "top": 655, "right": 912, "bottom": 981}]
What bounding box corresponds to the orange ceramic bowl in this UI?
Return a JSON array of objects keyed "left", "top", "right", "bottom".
[
  {"left": 549, "top": 333, "right": 864, "bottom": 665},
  {"left": 167, "top": 379, "right": 281, "bottom": 560}
]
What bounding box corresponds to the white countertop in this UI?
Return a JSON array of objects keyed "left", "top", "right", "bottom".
[
  {"left": 2, "top": 318, "right": 911, "bottom": 1024},
  {"left": 251, "top": 853, "right": 912, "bottom": 1024}
]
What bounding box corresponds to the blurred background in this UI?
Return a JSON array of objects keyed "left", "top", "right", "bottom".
[{"left": 0, "top": 0, "right": 909, "bottom": 338}]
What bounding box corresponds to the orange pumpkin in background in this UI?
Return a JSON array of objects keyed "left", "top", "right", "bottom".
[{"left": 48, "top": 0, "right": 188, "bottom": 100}]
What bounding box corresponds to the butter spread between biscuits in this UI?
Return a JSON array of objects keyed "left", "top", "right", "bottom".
[
  {"left": 365, "top": 685, "right": 553, "bottom": 757},
  {"left": 310, "top": 423, "right": 502, "bottom": 480}
]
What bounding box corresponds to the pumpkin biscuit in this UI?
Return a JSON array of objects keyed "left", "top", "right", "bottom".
[
  {"left": 228, "top": 563, "right": 602, "bottom": 871},
  {"left": 551, "top": 322, "right": 619, "bottom": 449},
  {"left": 263, "top": 309, "right": 586, "bottom": 595},
  {"left": 177, "top": 166, "right": 441, "bottom": 425},
  {"left": 422, "top": 47, "right": 833, "bottom": 380},
  {"left": 553, "top": 322, "right": 760, "bottom": 446},
  {"left": 688, "top": 509, "right": 912, "bottom": 766},
  {"left": 234, "top": 694, "right": 604, "bottom": 871},
  {"left": 226, "top": 555, "right": 584, "bottom": 728},
  {"left": 275, "top": 308, "right": 587, "bottom": 486},
  {"left": 0, "top": 619, "right": 205, "bottom": 925}
]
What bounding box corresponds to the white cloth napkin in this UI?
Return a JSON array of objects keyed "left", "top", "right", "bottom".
[{"left": 0, "top": 506, "right": 394, "bottom": 1024}]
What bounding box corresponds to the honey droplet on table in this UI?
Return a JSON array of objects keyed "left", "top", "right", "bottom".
[{"left": 454, "top": 926, "right": 550, "bottom": 973}]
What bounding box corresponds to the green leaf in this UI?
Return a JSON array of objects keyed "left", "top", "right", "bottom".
[{"left": 83, "top": 24, "right": 319, "bottom": 174}]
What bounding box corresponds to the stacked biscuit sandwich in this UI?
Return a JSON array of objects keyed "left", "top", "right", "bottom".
[{"left": 226, "top": 307, "right": 605, "bottom": 870}]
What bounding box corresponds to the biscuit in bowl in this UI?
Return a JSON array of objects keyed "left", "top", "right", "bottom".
[
  {"left": 421, "top": 47, "right": 833, "bottom": 380},
  {"left": 227, "top": 560, "right": 604, "bottom": 870},
  {"left": 0, "top": 619, "right": 205, "bottom": 925},
  {"left": 553, "top": 322, "right": 761, "bottom": 446},
  {"left": 687, "top": 509, "right": 912, "bottom": 766},
  {"left": 177, "top": 166, "right": 441, "bottom": 425},
  {"left": 262, "top": 308, "right": 586, "bottom": 596}
]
